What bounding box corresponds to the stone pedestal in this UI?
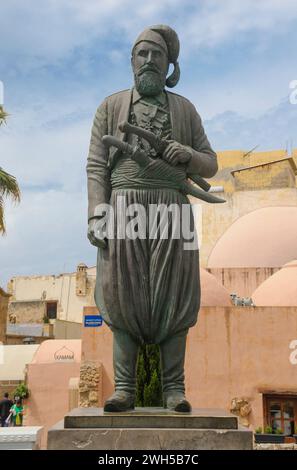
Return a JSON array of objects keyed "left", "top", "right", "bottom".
[
  {"left": 47, "top": 408, "right": 253, "bottom": 450},
  {"left": 0, "top": 426, "right": 43, "bottom": 450}
]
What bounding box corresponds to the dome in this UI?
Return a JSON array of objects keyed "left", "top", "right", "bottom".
[
  {"left": 208, "top": 207, "right": 297, "bottom": 268},
  {"left": 200, "top": 268, "right": 232, "bottom": 306},
  {"left": 252, "top": 260, "right": 297, "bottom": 306}
]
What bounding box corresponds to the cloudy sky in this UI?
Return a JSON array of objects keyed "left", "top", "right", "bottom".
[{"left": 1, "top": 0, "right": 297, "bottom": 286}]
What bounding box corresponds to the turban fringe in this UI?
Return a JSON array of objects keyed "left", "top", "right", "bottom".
[{"left": 166, "top": 61, "right": 180, "bottom": 88}]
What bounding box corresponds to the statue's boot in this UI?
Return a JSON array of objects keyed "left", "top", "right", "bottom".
[
  {"left": 160, "top": 330, "right": 192, "bottom": 413},
  {"left": 104, "top": 390, "right": 135, "bottom": 412},
  {"left": 104, "top": 329, "right": 139, "bottom": 412}
]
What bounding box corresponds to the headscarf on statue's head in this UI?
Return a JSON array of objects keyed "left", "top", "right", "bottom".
[{"left": 132, "top": 25, "right": 180, "bottom": 88}]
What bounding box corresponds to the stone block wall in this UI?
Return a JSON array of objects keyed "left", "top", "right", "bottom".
[
  {"left": 79, "top": 361, "right": 102, "bottom": 407},
  {"left": 8, "top": 300, "right": 46, "bottom": 324}
]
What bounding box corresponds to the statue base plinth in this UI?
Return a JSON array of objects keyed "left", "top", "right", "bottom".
[{"left": 47, "top": 407, "right": 253, "bottom": 450}]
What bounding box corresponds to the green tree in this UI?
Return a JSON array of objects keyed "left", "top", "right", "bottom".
[
  {"left": 136, "top": 344, "right": 163, "bottom": 407},
  {"left": 14, "top": 382, "right": 29, "bottom": 399},
  {"left": 0, "top": 106, "right": 20, "bottom": 234}
]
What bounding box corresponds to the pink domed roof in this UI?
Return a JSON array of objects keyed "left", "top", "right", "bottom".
[
  {"left": 283, "top": 260, "right": 297, "bottom": 268},
  {"left": 200, "top": 268, "right": 232, "bottom": 306},
  {"left": 208, "top": 207, "right": 297, "bottom": 268},
  {"left": 252, "top": 260, "right": 297, "bottom": 306}
]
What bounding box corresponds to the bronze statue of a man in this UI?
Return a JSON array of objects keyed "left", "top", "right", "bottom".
[{"left": 87, "top": 25, "right": 218, "bottom": 412}]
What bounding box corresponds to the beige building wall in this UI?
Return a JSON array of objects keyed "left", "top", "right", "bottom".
[
  {"left": 54, "top": 319, "right": 82, "bottom": 339},
  {"left": 0, "top": 287, "right": 10, "bottom": 343},
  {"left": 0, "top": 344, "right": 39, "bottom": 381},
  {"left": 232, "top": 159, "right": 296, "bottom": 191},
  {"left": 8, "top": 300, "right": 45, "bottom": 324},
  {"left": 214, "top": 149, "right": 295, "bottom": 192},
  {"left": 0, "top": 344, "right": 39, "bottom": 398},
  {"left": 7, "top": 266, "right": 96, "bottom": 324}
]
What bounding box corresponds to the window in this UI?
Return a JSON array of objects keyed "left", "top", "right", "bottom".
[
  {"left": 264, "top": 395, "right": 297, "bottom": 435},
  {"left": 46, "top": 301, "right": 57, "bottom": 320}
]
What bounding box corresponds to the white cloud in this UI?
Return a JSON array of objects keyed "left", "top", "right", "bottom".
[
  {"left": 0, "top": 0, "right": 178, "bottom": 69},
  {"left": 182, "top": 54, "right": 297, "bottom": 119},
  {"left": 1, "top": 110, "right": 91, "bottom": 191},
  {"left": 1, "top": 0, "right": 297, "bottom": 69},
  {"left": 0, "top": 103, "right": 96, "bottom": 286},
  {"left": 182, "top": 0, "right": 297, "bottom": 51},
  {"left": 0, "top": 187, "right": 96, "bottom": 286},
  {"left": 205, "top": 98, "right": 297, "bottom": 150}
]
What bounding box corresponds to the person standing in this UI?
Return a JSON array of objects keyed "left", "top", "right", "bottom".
[
  {"left": 0, "top": 392, "right": 13, "bottom": 427},
  {"left": 10, "top": 399, "right": 24, "bottom": 427}
]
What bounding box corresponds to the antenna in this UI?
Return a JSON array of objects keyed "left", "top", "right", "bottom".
[{"left": 243, "top": 144, "right": 259, "bottom": 158}]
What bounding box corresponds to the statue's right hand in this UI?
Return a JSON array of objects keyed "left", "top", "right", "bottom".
[{"left": 87, "top": 218, "right": 107, "bottom": 249}]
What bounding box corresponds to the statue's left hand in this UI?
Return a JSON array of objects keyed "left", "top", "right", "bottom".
[{"left": 162, "top": 140, "right": 192, "bottom": 166}]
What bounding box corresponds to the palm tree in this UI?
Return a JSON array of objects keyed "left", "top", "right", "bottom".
[
  {"left": 0, "top": 106, "right": 21, "bottom": 234},
  {"left": 0, "top": 106, "right": 8, "bottom": 124}
]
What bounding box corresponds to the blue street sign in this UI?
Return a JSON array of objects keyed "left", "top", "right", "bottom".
[{"left": 84, "top": 315, "right": 103, "bottom": 327}]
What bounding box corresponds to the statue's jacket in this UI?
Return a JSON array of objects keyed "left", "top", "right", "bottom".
[{"left": 87, "top": 88, "right": 218, "bottom": 344}]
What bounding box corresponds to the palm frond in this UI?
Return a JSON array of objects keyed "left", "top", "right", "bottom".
[
  {"left": 0, "top": 106, "right": 9, "bottom": 126},
  {"left": 0, "top": 167, "right": 21, "bottom": 203},
  {"left": 0, "top": 107, "right": 20, "bottom": 235}
]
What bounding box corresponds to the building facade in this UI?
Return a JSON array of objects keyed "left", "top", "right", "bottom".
[{"left": 7, "top": 264, "right": 96, "bottom": 326}]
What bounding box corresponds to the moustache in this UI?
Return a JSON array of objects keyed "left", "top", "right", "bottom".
[{"left": 137, "top": 65, "right": 160, "bottom": 76}]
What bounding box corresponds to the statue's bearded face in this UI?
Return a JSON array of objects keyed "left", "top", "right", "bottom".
[{"left": 132, "top": 41, "right": 169, "bottom": 96}]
